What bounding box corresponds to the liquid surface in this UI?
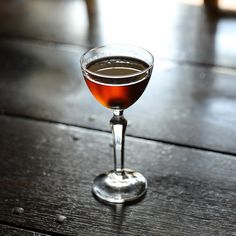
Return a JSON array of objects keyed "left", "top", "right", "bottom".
[
  {"left": 88, "top": 57, "right": 148, "bottom": 78},
  {"left": 85, "top": 56, "right": 151, "bottom": 109}
]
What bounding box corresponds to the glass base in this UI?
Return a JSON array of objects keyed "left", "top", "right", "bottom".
[{"left": 92, "top": 169, "right": 147, "bottom": 204}]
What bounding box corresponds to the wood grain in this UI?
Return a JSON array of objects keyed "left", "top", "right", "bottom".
[
  {"left": 0, "top": 40, "right": 236, "bottom": 155},
  {"left": 0, "top": 223, "right": 50, "bottom": 236},
  {"left": 0, "top": 115, "right": 236, "bottom": 235}
]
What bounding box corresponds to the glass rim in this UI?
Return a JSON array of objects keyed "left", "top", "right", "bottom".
[{"left": 80, "top": 44, "right": 154, "bottom": 79}]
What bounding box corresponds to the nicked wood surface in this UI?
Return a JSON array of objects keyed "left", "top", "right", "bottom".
[
  {"left": 0, "top": 224, "right": 50, "bottom": 236},
  {"left": 0, "top": 116, "right": 236, "bottom": 236},
  {"left": 0, "top": 40, "right": 236, "bottom": 155}
]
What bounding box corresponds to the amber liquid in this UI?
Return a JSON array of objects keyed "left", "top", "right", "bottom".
[{"left": 85, "top": 57, "right": 150, "bottom": 109}]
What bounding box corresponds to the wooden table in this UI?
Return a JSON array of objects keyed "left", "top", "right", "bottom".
[{"left": 0, "top": 1, "right": 236, "bottom": 235}]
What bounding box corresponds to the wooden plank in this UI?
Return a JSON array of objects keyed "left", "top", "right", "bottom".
[
  {"left": 0, "top": 115, "right": 236, "bottom": 235},
  {"left": 0, "top": 223, "right": 50, "bottom": 236},
  {"left": 0, "top": 40, "right": 236, "bottom": 155},
  {"left": 0, "top": 0, "right": 235, "bottom": 68}
]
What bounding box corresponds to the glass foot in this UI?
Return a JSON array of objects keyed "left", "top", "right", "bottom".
[{"left": 92, "top": 169, "right": 147, "bottom": 204}]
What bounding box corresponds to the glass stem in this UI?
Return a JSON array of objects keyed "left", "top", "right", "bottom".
[{"left": 110, "top": 110, "right": 127, "bottom": 172}]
